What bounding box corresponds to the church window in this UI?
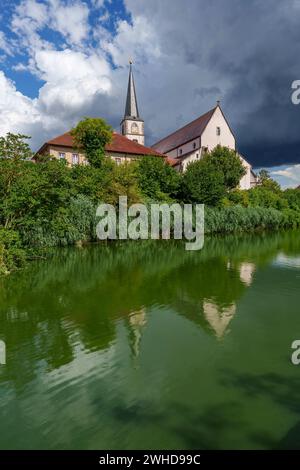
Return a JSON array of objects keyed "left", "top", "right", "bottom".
[
  {"left": 131, "top": 122, "right": 139, "bottom": 134},
  {"left": 216, "top": 126, "right": 221, "bottom": 136},
  {"left": 133, "top": 139, "right": 138, "bottom": 143},
  {"left": 179, "top": 149, "right": 182, "bottom": 155},
  {"left": 193, "top": 142, "right": 196, "bottom": 149}
]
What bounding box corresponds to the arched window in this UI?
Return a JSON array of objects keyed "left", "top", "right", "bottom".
[{"left": 131, "top": 122, "right": 139, "bottom": 134}]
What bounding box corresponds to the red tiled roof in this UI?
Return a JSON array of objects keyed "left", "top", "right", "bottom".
[
  {"left": 166, "top": 156, "right": 180, "bottom": 167},
  {"left": 38, "top": 131, "right": 163, "bottom": 157},
  {"left": 152, "top": 106, "right": 217, "bottom": 154}
]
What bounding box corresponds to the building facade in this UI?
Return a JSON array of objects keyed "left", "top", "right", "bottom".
[
  {"left": 37, "top": 131, "right": 162, "bottom": 164},
  {"left": 152, "top": 103, "right": 257, "bottom": 190}
]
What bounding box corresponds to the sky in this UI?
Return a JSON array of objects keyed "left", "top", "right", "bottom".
[{"left": 0, "top": 0, "right": 300, "bottom": 188}]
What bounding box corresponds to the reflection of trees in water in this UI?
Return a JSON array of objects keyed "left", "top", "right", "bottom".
[{"left": 0, "top": 230, "right": 299, "bottom": 389}]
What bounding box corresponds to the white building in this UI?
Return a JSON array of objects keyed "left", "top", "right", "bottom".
[{"left": 152, "top": 101, "right": 257, "bottom": 189}]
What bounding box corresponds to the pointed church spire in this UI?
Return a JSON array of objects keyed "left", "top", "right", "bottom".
[
  {"left": 120, "top": 60, "right": 144, "bottom": 145},
  {"left": 124, "top": 60, "right": 140, "bottom": 118}
]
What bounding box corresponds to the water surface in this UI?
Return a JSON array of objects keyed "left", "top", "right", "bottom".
[{"left": 0, "top": 231, "right": 300, "bottom": 449}]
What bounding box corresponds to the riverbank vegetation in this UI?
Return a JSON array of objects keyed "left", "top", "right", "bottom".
[{"left": 1, "top": 120, "right": 300, "bottom": 273}]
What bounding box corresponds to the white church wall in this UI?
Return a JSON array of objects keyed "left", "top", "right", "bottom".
[
  {"left": 239, "top": 156, "right": 252, "bottom": 190},
  {"left": 176, "top": 137, "right": 201, "bottom": 158},
  {"left": 201, "top": 107, "right": 235, "bottom": 151},
  {"left": 181, "top": 149, "right": 203, "bottom": 171}
]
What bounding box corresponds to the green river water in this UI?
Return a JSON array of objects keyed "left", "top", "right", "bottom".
[{"left": 0, "top": 231, "right": 300, "bottom": 450}]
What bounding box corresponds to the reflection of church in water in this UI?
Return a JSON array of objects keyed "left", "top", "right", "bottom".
[
  {"left": 125, "top": 261, "right": 256, "bottom": 350},
  {"left": 203, "top": 262, "right": 256, "bottom": 338},
  {"left": 127, "top": 308, "right": 147, "bottom": 360}
]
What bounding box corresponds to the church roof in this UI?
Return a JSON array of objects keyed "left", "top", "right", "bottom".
[
  {"left": 152, "top": 106, "right": 217, "bottom": 154},
  {"left": 124, "top": 63, "right": 140, "bottom": 119},
  {"left": 37, "top": 131, "right": 162, "bottom": 157}
]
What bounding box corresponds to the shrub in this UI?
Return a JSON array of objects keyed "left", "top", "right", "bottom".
[
  {"left": 183, "top": 157, "right": 225, "bottom": 205},
  {"left": 136, "top": 156, "right": 181, "bottom": 201},
  {"left": 0, "top": 229, "right": 26, "bottom": 274}
]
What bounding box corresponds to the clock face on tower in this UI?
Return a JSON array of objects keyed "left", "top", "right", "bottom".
[{"left": 131, "top": 122, "right": 139, "bottom": 134}]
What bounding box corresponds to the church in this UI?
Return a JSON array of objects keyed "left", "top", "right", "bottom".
[{"left": 37, "top": 62, "right": 257, "bottom": 190}]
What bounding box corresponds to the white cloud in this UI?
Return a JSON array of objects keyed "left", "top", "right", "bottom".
[
  {"left": 272, "top": 165, "right": 300, "bottom": 188},
  {"left": 0, "top": 71, "right": 40, "bottom": 136},
  {"left": 48, "top": 0, "right": 90, "bottom": 46},
  {"left": 91, "top": 0, "right": 105, "bottom": 8},
  {"left": 0, "top": 48, "right": 116, "bottom": 150},
  {"left": 0, "top": 31, "right": 14, "bottom": 56},
  {"left": 11, "top": 0, "right": 51, "bottom": 53},
  {"left": 35, "top": 49, "right": 112, "bottom": 117},
  {"left": 11, "top": 0, "right": 90, "bottom": 54},
  {"left": 102, "top": 16, "right": 162, "bottom": 67}
]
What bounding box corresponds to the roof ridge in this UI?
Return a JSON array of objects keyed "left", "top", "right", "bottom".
[
  {"left": 39, "top": 129, "right": 163, "bottom": 157},
  {"left": 152, "top": 106, "right": 216, "bottom": 148}
]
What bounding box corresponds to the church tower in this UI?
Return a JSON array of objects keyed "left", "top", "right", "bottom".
[{"left": 120, "top": 61, "right": 144, "bottom": 145}]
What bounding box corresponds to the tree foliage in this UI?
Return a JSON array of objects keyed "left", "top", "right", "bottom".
[
  {"left": 71, "top": 117, "right": 113, "bottom": 168},
  {"left": 208, "top": 145, "right": 246, "bottom": 190},
  {"left": 183, "top": 146, "right": 246, "bottom": 206},
  {"left": 0, "top": 133, "right": 33, "bottom": 161},
  {"left": 183, "top": 157, "right": 226, "bottom": 205},
  {"left": 0, "top": 132, "right": 300, "bottom": 274},
  {"left": 136, "top": 156, "right": 181, "bottom": 201}
]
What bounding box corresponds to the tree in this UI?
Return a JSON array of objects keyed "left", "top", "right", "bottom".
[
  {"left": 136, "top": 156, "right": 181, "bottom": 201},
  {"left": 71, "top": 117, "right": 113, "bottom": 168},
  {"left": 257, "top": 169, "right": 281, "bottom": 192},
  {"left": 183, "top": 157, "right": 225, "bottom": 206},
  {"left": 209, "top": 145, "right": 246, "bottom": 190},
  {"left": 0, "top": 133, "right": 33, "bottom": 161}
]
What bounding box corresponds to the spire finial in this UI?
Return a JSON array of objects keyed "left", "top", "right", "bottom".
[
  {"left": 216, "top": 99, "right": 220, "bottom": 106},
  {"left": 129, "top": 58, "right": 133, "bottom": 65}
]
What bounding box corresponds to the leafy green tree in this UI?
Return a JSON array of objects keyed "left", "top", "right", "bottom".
[
  {"left": 136, "top": 156, "right": 181, "bottom": 201},
  {"left": 227, "top": 189, "right": 250, "bottom": 207},
  {"left": 257, "top": 169, "right": 281, "bottom": 192},
  {"left": 248, "top": 186, "right": 288, "bottom": 210},
  {"left": 209, "top": 145, "right": 246, "bottom": 190},
  {"left": 0, "top": 228, "right": 26, "bottom": 274},
  {"left": 71, "top": 117, "right": 113, "bottom": 168},
  {"left": 283, "top": 188, "right": 300, "bottom": 210},
  {"left": 70, "top": 159, "right": 115, "bottom": 204},
  {"left": 109, "top": 161, "right": 141, "bottom": 205},
  {"left": 183, "top": 157, "right": 225, "bottom": 205},
  {"left": 0, "top": 133, "right": 33, "bottom": 161}
]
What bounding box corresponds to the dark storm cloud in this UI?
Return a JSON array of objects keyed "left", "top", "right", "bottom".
[{"left": 125, "top": 0, "right": 300, "bottom": 167}]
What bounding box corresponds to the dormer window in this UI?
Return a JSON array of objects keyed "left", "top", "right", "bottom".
[{"left": 216, "top": 126, "right": 221, "bottom": 136}]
